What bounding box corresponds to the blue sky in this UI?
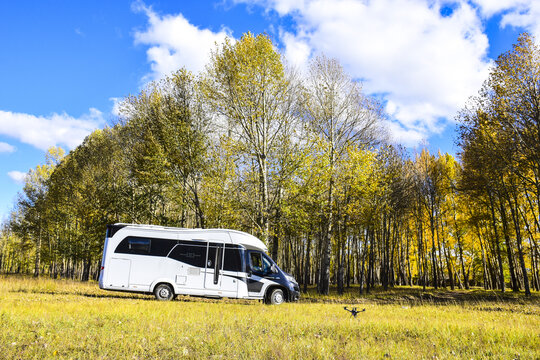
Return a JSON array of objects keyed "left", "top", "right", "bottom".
[{"left": 0, "top": 0, "right": 538, "bottom": 221}]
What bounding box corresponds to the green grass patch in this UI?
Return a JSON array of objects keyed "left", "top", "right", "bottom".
[{"left": 0, "top": 275, "right": 538, "bottom": 359}]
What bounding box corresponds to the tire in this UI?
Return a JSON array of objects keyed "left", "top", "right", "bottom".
[
  {"left": 267, "top": 288, "right": 285, "bottom": 305},
  {"left": 154, "top": 283, "right": 174, "bottom": 301}
]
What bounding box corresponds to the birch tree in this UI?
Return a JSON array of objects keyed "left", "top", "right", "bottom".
[
  {"left": 201, "top": 33, "right": 298, "bottom": 247},
  {"left": 304, "top": 55, "right": 383, "bottom": 294}
]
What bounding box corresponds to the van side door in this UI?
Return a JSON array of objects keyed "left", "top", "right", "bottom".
[
  {"left": 221, "top": 244, "right": 242, "bottom": 297},
  {"left": 204, "top": 242, "right": 240, "bottom": 297}
]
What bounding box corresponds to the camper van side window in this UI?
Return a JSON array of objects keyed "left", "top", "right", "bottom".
[
  {"left": 206, "top": 243, "right": 223, "bottom": 268},
  {"left": 168, "top": 244, "right": 206, "bottom": 268},
  {"left": 115, "top": 237, "right": 151, "bottom": 255},
  {"left": 224, "top": 246, "right": 243, "bottom": 272},
  {"left": 128, "top": 238, "right": 150, "bottom": 254},
  {"left": 149, "top": 238, "right": 176, "bottom": 256}
]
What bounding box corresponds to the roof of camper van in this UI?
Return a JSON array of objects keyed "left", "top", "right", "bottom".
[{"left": 109, "top": 223, "right": 268, "bottom": 252}]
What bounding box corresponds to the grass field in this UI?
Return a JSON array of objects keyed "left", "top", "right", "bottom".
[{"left": 0, "top": 276, "right": 538, "bottom": 359}]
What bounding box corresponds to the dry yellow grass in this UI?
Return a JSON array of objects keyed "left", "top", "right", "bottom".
[{"left": 0, "top": 275, "right": 538, "bottom": 359}]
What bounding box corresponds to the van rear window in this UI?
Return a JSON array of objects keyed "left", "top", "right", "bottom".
[
  {"left": 115, "top": 237, "right": 150, "bottom": 254},
  {"left": 127, "top": 238, "right": 150, "bottom": 254},
  {"left": 115, "top": 237, "right": 177, "bottom": 256}
]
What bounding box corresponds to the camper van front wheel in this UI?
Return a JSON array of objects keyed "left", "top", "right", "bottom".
[
  {"left": 154, "top": 284, "right": 174, "bottom": 301},
  {"left": 267, "top": 288, "right": 285, "bottom": 305}
]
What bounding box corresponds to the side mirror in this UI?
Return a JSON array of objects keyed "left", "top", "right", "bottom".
[
  {"left": 247, "top": 270, "right": 252, "bottom": 277},
  {"left": 271, "top": 264, "right": 278, "bottom": 274}
]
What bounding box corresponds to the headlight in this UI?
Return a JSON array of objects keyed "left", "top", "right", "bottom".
[{"left": 286, "top": 275, "right": 297, "bottom": 284}]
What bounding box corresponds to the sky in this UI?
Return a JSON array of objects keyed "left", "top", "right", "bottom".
[{"left": 1, "top": 0, "right": 539, "bottom": 221}]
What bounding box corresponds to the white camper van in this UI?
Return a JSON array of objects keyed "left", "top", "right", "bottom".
[{"left": 98, "top": 224, "right": 300, "bottom": 304}]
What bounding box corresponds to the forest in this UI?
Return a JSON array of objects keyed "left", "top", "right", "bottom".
[{"left": 0, "top": 32, "right": 538, "bottom": 296}]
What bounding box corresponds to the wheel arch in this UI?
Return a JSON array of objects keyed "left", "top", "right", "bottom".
[
  {"left": 264, "top": 284, "right": 289, "bottom": 303},
  {"left": 150, "top": 279, "right": 175, "bottom": 295}
]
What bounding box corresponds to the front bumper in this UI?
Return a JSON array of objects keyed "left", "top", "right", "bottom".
[{"left": 289, "top": 284, "right": 300, "bottom": 301}]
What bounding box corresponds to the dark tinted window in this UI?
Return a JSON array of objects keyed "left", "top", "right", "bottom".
[
  {"left": 224, "top": 246, "right": 243, "bottom": 272},
  {"left": 115, "top": 237, "right": 177, "bottom": 256},
  {"left": 150, "top": 238, "right": 176, "bottom": 256},
  {"left": 207, "top": 243, "right": 226, "bottom": 269},
  {"left": 249, "top": 251, "right": 272, "bottom": 276},
  {"left": 129, "top": 238, "right": 150, "bottom": 254},
  {"left": 168, "top": 244, "right": 206, "bottom": 267},
  {"left": 115, "top": 237, "right": 151, "bottom": 255}
]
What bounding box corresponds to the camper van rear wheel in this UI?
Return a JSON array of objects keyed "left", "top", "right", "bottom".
[
  {"left": 267, "top": 288, "right": 285, "bottom": 305},
  {"left": 154, "top": 283, "right": 174, "bottom": 301}
]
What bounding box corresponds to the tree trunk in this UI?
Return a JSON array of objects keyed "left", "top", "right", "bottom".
[
  {"left": 303, "top": 234, "right": 312, "bottom": 293},
  {"left": 81, "top": 256, "right": 91, "bottom": 282},
  {"left": 192, "top": 182, "right": 205, "bottom": 229},
  {"left": 319, "top": 146, "right": 335, "bottom": 295},
  {"left": 488, "top": 190, "right": 506, "bottom": 291},
  {"left": 271, "top": 187, "right": 283, "bottom": 261},
  {"left": 429, "top": 206, "right": 438, "bottom": 289},
  {"left": 417, "top": 215, "right": 426, "bottom": 291},
  {"left": 499, "top": 199, "right": 519, "bottom": 291},
  {"left": 337, "top": 242, "right": 345, "bottom": 295},
  {"left": 359, "top": 234, "right": 366, "bottom": 295},
  {"left": 437, "top": 212, "right": 454, "bottom": 290},
  {"left": 508, "top": 192, "right": 531, "bottom": 296},
  {"left": 34, "top": 220, "right": 42, "bottom": 278}
]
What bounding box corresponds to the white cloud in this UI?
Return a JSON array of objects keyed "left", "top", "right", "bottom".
[
  {"left": 471, "top": 0, "right": 526, "bottom": 17},
  {"left": 235, "top": 0, "right": 494, "bottom": 147},
  {"left": 281, "top": 30, "right": 311, "bottom": 68},
  {"left": 472, "top": 1, "right": 540, "bottom": 39},
  {"left": 384, "top": 119, "right": 427, "bottom": 148},
  {"left": 0, "top": 142, "right": 15, "bottom": 153},
  {"left": 8, "top": 170, "right": 27, "bottom": 184},
  {"left": 110, "top": 97, "right": 123, "bottom": 117},
  {"left": 500, "top": 3, "right": 540, "bottom": 40},
  {"left": 133, "top": 2, "right": 232, "bottom": 80},
  {"left": 0, "top": 108, "right": 104, "bottom": 151}
]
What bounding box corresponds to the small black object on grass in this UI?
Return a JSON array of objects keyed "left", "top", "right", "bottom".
[{"left": 344, "top": 306, "right": 365, "bottom": 318}]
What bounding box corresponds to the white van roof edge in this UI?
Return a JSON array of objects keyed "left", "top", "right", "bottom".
[{"left": 110, "top": 223, "right": 268, "bottom": 252}]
